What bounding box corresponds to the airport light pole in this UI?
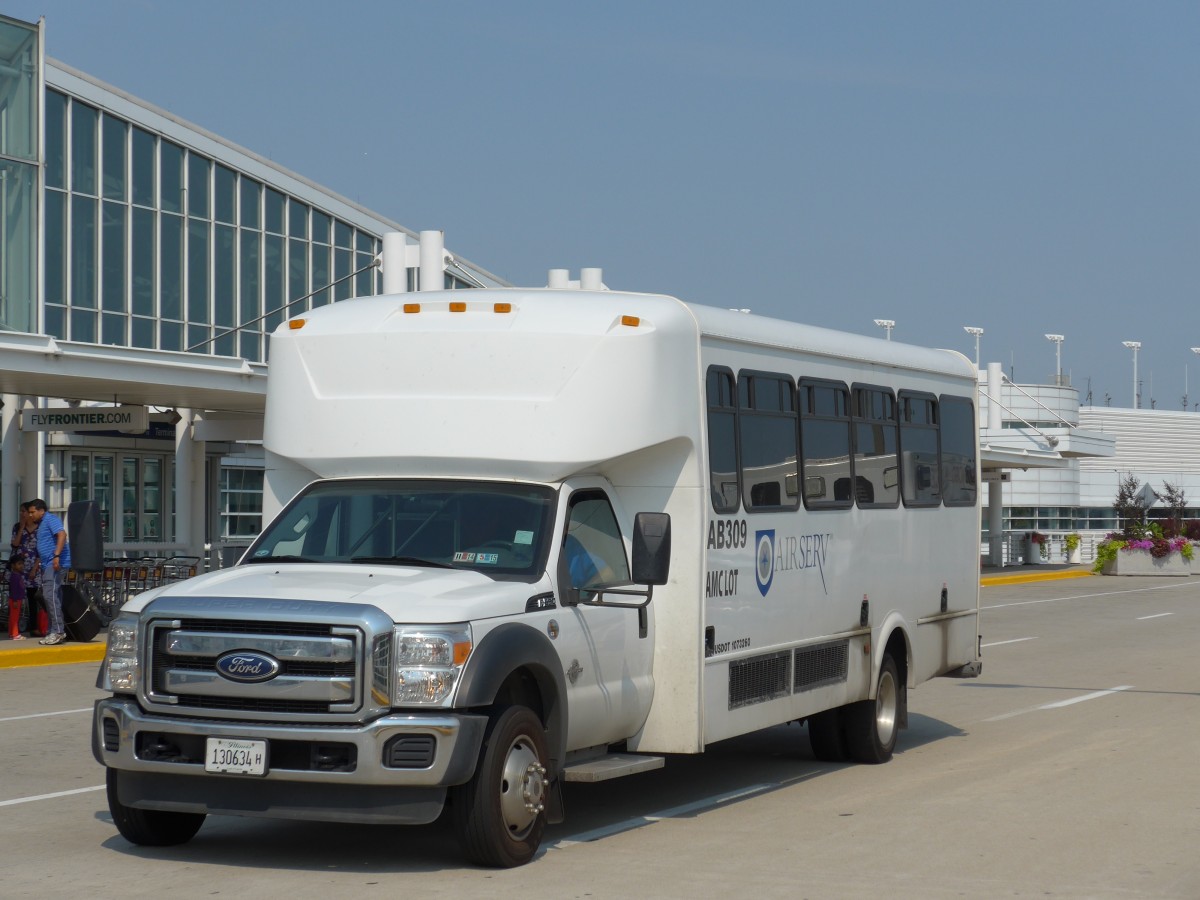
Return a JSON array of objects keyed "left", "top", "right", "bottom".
[
  {"left": 1123, "top": 341, "right": 1141, "bottom": 408},
  {"left": 1190, "top": 348, "right": 1200, "bottom": 411},
  {"left": 964, "top": 326, "right": 983, "bottom": 368},
  {"left": 1045, "top": 334, "right": 1064, "bottom": 385},
  {"left": 874, "top": 319, "right": 895, "bottom": 341}
]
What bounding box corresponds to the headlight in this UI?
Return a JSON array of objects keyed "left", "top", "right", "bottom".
[
  {"left": 392, "top": 625, "right": 472, "bottom": 706},
  {"left": 97, "top": 613, "right": 139, "bottom": 693}
]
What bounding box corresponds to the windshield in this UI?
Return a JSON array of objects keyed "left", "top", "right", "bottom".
[{"left": 245, "top": 479, "right": 556, "bottom": 579}]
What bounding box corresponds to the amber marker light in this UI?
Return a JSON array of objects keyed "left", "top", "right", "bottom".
[
  {"left": 493, "top": 303, "right": 512, "bottom": 313},
  {"left": 288, "top": 319, "right": 306, "bottom": 330},
  {"left": 453, "top": 640, "right": 473, "bottom": 666},
  {"left": 621, "top": 315, "right": 641, "bottom": 327},
  {"left": 403, "top": 303, "right": 421, "bottom": 314},
  {"left": 449, "top": 301, "right": 467, "bottom": 312}
]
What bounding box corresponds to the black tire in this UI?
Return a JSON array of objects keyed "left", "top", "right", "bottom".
[
  {"left": 806, "top": 707, "right": 849, "bottom": 762},
  {"left": 845, "top": 653, "right": 902, "bottom": 764},
  {"left": 106, "top": 768, "right": 206, "bottom": 846},
  {"left": 451, "top": 705, "right": 549, "bottom": 868}
]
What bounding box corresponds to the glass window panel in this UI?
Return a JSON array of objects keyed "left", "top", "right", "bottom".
[
  {"left": 160, "top": 213, "right": 183, "bottom": 320},
  {"left": 799, "top": 381, "right": 852, "bottom": 509},
  {"left": 356, "top": 252, "right": 374, "bottom": 298},
  {"left": 131, "top": 207, "right": 156, "bottom": 316},
  {"left": 852, "top": 388, "right": 899, "bottom": 507},
  {"left": 93, "top": 456, "right": 113, "bottom": 538},
  {"left": 356, "top": 231, "right": 374, "bottom": 254},
  {"left": 160, "top": 320, "right": 182, "bottom": 351},
  {"left": 160, "top": 141, "right": 184, "bottom": 213},
  {"left": 45, "top": 90, "right": 67, "bottom": 189},
  {"left": 240, "top": 229, "right": 260, "bottom": 322},
  {"left": 899, "top": 393, "right": 941, "bottom": 507},
  {"left": 740, "top": 415, "right": 799, "bottom": 511},
  {"left": 71, "top": 195, "right": 97, "bottom": 308},
  {"left": 289, "top": 199, "right": 308, "bottom": 238},
  {"left": 311, "top": 245, "right": 330, "bottom": 307},
  {"left": 45, "top": 305, "right": 66, "bottom": 339},
  {"left": 264, "top": 234, "right": 285, "bottom": 333},
  {"left": 312, "top": 210, "right": 330, "bottom": 244},
  {"left": 288, "top": 238, "right": 308, "bottom": 315},
  {"left": 706, "top": 368, "right": 739, "bottom": 512},
  {"left": 102, "top": 313, "right": 126, "bottom": 346},
  {"left": 71, "top": 101, "right": 98, "bottom": 195},
  {"left": 565, "top": 493, "right": 630, "bottom": 590},
  {"left": 143, "top": 458, "right": 162, "bottom": 540},
  {"left": 240, "top": 178, "right": 261, "bottom": 228},
  {"left": 334, "top": 219, "right": 352, "bottom": 249},
  {"left": 265, "top": 189, "right": 285, "bottom": 234},
  {"left": 131, "top": 127, "right": 155, "bottom": 207},
  {"left": 102, "top": 201, "right": 127, "bottom": 312},
  {"left": 214, "top": 165, "right": 236, "bottom": 224},
  {"left": 214, "top": 224, "right": 235, "bottom": 326},
  {"left": 132, "top": 317, "right": 155, "bottom": 349},
  {"left": 188, "top": 153, "right": 210, "bottom": 218},
  {"left": 215, "top": 331, "right": 235, "bottom": 357},
  {"left": 187, "top": 219, "right": 210, "bottom": 323},
  {"left": 940, "top": 396, "right": 978, "bottom": 506},
  {"left": 334, "top": 248, "right": 352, "bottom": 301},
  {"left": 70, "top": 308, "right": 97, "bottom": 342},
  {"left": 45, "top": 190, "right": 67, "bottom": 305},
  {"left": 239, "top": 332, "right": 260, "bottom": 362},
  {"left": 0, "top": 20, "right": 36, "bottom": 160},
  {"left": 186, "top": 324, "right": 210, "bottom": 353},
  {"left": 102, "top": 115, "right": 127, "bottom": 200}
]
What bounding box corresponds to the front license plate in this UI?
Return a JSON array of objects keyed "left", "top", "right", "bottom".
[{"left": 205, "top": 737, "right": 268, "bottom": 776}]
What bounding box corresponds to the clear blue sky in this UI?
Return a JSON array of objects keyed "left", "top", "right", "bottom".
[{"left": 10, "top": 0, "right": 1199, "bottom": 409}]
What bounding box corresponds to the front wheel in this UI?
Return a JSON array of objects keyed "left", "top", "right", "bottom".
[
  {"left": 106, "top": 768, "right": 206, "bottom": 846},
  {"left": 451, "top": 705, "right": 549, "bottom": 867},
  {"left": 844, "top": 653, "right": 902, "bottom": 764}
]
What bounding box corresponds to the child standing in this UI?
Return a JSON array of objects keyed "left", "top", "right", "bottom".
[{"left": 8, "top": 554, "right": 27, "bottom": 640}]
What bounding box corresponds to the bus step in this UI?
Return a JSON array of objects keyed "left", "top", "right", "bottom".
[{"left": 562, "top": 753, "right": 665, "bottom": 782}]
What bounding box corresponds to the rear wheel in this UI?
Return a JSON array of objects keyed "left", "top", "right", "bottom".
[
  {"left": 806, "top": 708, "right": 849, "bottom": 762},
  {"left": 845, "top": 653, "right": 901, "bottom": 764},
  {"left": 106, "top": 768, "right": 206, "bottom": 846},
  {"left": 452, "top": 705, "right": 549, "bottom": 867}
]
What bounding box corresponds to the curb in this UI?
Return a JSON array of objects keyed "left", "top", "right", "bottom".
[
  {"left": 0, "top": 639, "right": 107, "bottom": 669},
  {"left": 981, "top": 569, "right": 1094, "bottom": 587}
]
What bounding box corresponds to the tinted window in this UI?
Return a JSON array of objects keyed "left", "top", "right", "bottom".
[
  {"left": 799, "top": 380, "right": 852, "bottom": 509},
  {"left": 940, "top": 395, "right": 978, "bottom": 506},
  {"left": 706, "top": 367, "right": 739, "bottom": 513},
  {"left": 852, "top": 386, "right": 899, "bottom": 507},
  {"left": 899, "top": 392, "right": 941, "bottom": 507},
  {"left": 739, "top": 372, "right": 799, "bottom": 511}
]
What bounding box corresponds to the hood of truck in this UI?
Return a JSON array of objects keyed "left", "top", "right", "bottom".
[{"left": 123, "top": 562, "right": 547, "bottom": 623}]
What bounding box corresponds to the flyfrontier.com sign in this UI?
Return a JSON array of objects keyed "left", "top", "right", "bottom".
[{"left": 20, "top": 407, "right": 149, "bottom": 433}]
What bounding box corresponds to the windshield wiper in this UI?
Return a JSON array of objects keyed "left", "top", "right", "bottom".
[
  {"left": 242, "top": 554, "right": 317, "bottom": 565},
  {"left": 349, "top": 555, "right": 454, "bottom": 569}
]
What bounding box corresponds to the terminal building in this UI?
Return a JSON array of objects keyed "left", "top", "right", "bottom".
[{"left": 0, "top": 14, "right": 505, "bottom": 565}]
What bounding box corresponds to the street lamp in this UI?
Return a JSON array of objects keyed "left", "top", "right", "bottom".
[
  {"left": 964, "top": 326, "right": 984, "bottom": 368},
  {"left": 1123, "top": 341, "right": 1141, "bottom": 408},
  {"left": 874, "top": 319, "right": 895, "bottom": 341},
  {"left": 1045, "top": 334, "right": 1064, "bottom": 385}
]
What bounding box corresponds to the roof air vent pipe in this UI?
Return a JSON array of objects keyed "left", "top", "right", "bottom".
[
  {"left": 580, "top": 268, "right": 604, "bottom": 291},
  {"left": 381, "top": 233, "right": 408, "bottom": 293},
  {"left": 419, "top": 230, "right": 444, "bottom": 292},
  {"left": 548, "top": 269, "right": 570, "bottom": 289}
]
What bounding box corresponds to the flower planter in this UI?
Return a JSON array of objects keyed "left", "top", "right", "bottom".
[
  {"left": 1100, "top": 549, "right": 1190, "bottom": 576},
  {"left": 1067, "top": 547, "right": 1082, "bottom": 564}
]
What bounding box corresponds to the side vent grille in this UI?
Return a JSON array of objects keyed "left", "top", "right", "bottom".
[
  {"left": 728, "top": 651, "right": 791, "bottom": 710},
  {"left": 102, "top": 717, "right": 120, "bottom": 752},
  {"left": 793, "top": 640, "right": 849, "bottom": 692}
]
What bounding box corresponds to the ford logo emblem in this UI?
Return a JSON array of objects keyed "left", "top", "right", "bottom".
[{"left": 215, "top": 651, "right": 281, "bottom": 683}]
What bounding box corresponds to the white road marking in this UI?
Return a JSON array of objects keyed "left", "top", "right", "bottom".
[
  {"left": 0, "top": 707, "right": 92, "bottom": 723},
  {"left": 1136, "top": 613, "right": 1173, "bottom": 620},
  {"left": 983, "top": 581, "right": 1189, "bottom": 611},
  {"left": 983, "top": 685, "right": 1134, "bottom": 721},
  {"left": 981, "top": 637, "right": 1037, "bottom": 648},
  {"left": 0, "top": 785, "right": 104, "bottom": 808}
]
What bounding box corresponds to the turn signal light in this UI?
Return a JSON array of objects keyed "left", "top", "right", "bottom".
[
  {"left": 288, "top": 319, "right": 306, "bottom": 330},
  {"left": 494, "top": 303, "right": 512, "bottom": 313},
  {"left": 449, "top": 302, "right": 467, "bottom": 312},
  {"left": 621, "top": 315, "right": 640, "bottom": 327},
  {"left": 403, "top": 303, "right": 421, "bottom": 314}
]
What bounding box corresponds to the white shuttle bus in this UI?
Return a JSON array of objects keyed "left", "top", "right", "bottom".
[{"left": 94, "top": 289, "right": 981, "bottom": 867}]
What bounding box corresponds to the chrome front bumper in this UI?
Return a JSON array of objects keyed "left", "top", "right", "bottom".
[{"left": 93, "top": 696, "right": 487, "bottom": 788}]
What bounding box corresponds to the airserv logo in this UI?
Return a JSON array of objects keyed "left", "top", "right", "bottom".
[{"left": 755, "top": 529, "right": 833, "bottom": 597}]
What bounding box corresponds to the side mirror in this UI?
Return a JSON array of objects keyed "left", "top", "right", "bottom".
[{"left": 631, "top": 512, "right": 671, "bottom": 586}]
